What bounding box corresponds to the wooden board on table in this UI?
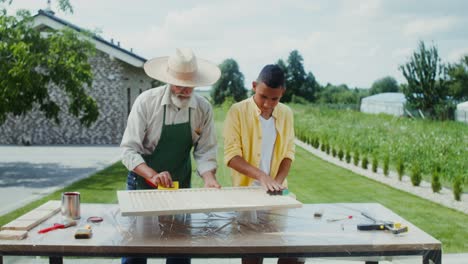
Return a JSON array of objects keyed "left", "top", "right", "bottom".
[
  {"left": 117, "top": 186, "right": 302, "bottom": 216},
  {"left": 1, "top": 200, "right": 60, "bottom": 231},
  {"left": 0, "top": 230, "right": 28, "bottom": 240}
]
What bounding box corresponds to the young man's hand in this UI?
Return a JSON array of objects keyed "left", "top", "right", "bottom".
[
  {"left": 201, "top": 171, "right": 221, "bottom": 188},
  {"left": 257, "top": 172, "right": 284, "bottom": 192}
]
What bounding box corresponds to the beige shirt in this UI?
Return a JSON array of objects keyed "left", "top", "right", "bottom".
[{"left": 120, "top": 84, "right": 217, "bottom": 175}]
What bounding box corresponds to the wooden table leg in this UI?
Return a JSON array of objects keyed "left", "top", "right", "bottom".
[{"left": 49, "top": 256, "right": 63, "bottom": 264}]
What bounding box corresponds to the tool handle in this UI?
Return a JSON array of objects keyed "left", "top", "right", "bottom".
[
  {"left": 357, "top": 223, "right": 385, "bottom": 231},
  {"left": 38, "top": 224, "right": 64, "bottom": 234},
  {"left": 144, "top": 179, "right": 158, "bottom": 189}
]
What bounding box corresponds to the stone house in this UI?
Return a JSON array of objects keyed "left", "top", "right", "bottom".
[{"left": 0, "top": 9, "right": 153, "bottom": 145}]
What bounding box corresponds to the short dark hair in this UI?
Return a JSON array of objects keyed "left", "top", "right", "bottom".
[{"left": 257, "top": 64, "right": 285, "bottom": 89}]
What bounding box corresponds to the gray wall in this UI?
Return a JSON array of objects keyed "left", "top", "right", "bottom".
[{"left": 0, "top": 51, "right": 153, "bottom": 145}]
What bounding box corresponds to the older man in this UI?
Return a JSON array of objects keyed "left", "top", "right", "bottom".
[{"left": 120, "top": 48, "right": 221, "bottom": 264}]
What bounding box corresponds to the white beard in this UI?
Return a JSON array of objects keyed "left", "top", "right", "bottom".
[{"left": 171, "top": 93, "right": 191, "bottom": 109}]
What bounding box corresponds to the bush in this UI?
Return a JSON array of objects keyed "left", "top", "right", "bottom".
[
  {"left": 453, "top": 177, "right": 463, "bottom": 201},
  {"left": 345, "top": 150, "right": 351, "bottom": 163},
  {"left": 383, "top": 155, "right": 389, "bottom": 176},
  {"left": 372, "top": 156, "right": 378, "bottom": 173},
  {"left": 397, "top": 159, "right": 405, "bottom": 181},
  {"left": 313, "top": 138, "right": 320, "bottom": 148},
  {"left": 338, "top": 149, "right": 344, "bottom": 161},
  {"left": 291, "top": 95, "right": 310, "bottom": 104},
  {"left": 353, "top": 151, "right": 360, "bottom": 166},
  {"left": 431, "top": 167, "right": 442, "bottom": 193},
  {"left": 331, "top": 147, "right": 336, "bottom": 157},
  {"left": 362, "top": 156, "right": 368, "bottom": 169},
  {"left": 411, "top": 165, "right": 422, "bottom": 186},
  {"left": 221, "top": 96, "right": 236, "bottom": 111}
]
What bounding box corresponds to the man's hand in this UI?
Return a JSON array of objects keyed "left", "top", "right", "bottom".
[
  {"left": 257, "top": 172, "right": 284, "bottom": 192},
  {"left": 201, "top": 171, "right": 221, "bottom": 188},
  {"left": 147, "top": 171, "right": 173, "bottom": 188}
]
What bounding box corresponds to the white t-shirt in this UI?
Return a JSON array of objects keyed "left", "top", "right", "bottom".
[{"left": 259, "top": 115, "right": 277, "bottom": 175}]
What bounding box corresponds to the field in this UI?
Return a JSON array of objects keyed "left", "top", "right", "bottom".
[{"left": 293, "top": 104, "right": 468, "bottom": 186}]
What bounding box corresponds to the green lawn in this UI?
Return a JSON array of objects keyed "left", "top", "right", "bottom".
[{"left": 1, "top": 107, "right": 467, "bottom": 253}]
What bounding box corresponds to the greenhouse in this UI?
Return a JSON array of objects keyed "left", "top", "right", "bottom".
[
  {"left": 455, "top": 101, "right": 468, "bottom": 123},
  {"left": 360, "top": 92, "right": 407, "bottom": 116}
]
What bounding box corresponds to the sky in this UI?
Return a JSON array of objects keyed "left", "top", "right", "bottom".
[{"left": 3, "top": 0, "right": 468, "bottom": 89}]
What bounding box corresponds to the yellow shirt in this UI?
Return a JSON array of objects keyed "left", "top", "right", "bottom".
[{"left": 223, "top": 97, "right": 295, "bottom": 187}]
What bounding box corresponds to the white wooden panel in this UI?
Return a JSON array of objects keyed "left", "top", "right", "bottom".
[{"left": 118, "top": 187, "right": 302, "bottom": 216}]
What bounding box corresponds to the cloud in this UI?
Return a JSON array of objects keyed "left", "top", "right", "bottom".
[
  {"left": 403, "top": 16, "right": 460, "bottom": 37},
  {"left": 7, "top": 0, "right": 468, "bottom": 88},
  {"left": 285, "top": 0, "right": 321, "bottom": 12},
  {"left": 448, "top": 47, "right": 468, "bottom": 62},
  {"left": 391, "top": 47, "right": 413, "bottom": 60},
  {"left": 339, "top": 0, "right": 383, "bottom": 18}
]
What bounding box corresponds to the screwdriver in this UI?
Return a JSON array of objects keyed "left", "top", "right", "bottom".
[{"left": 327, "top": 215, "right": 353, "bottom": 222}]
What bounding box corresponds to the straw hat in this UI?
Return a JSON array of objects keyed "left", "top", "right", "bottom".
[{"left": 144, "top": 48, "right": 221, "bottom": 87}]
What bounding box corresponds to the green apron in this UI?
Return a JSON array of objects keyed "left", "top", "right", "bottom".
[{"left": 136, "top": 105, "right": 193, "bottom": 189}]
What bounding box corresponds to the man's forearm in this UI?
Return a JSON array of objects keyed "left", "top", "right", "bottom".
[
  {"left": 275, "top": 158, "right": 292, "bottom": 184},
  {"left": 133, "top": 163, "right": 157, "bottom": 180},
  {"left": 200, "top": 170, "right": 221, "bottom": 188},
  {"left": 227, "top": 156, "right": 264, "bottom": 180}
]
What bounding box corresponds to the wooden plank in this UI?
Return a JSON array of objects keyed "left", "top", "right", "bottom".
[
  {"left": 1, "top": 200, "right": 60, "bottom": 231},
  {"left": 118, "top": 187, "right": 302, "bottom": 216},
  {"left": 0, "top": 230, "right": 28, "bottom": 240},
  {"left": 34, "top": 200, "right": 61, "bottom": 211},
  {"left": 1, "top": 219, "right": 37, "bottom": 231}
]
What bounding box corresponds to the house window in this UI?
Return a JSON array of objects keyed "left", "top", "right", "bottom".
[{"left": 127, "top": 88, "right": 131, "bottom": 116}]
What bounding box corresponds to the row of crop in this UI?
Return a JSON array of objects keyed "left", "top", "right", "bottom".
[{"left": 292, "top": 104, "right": 466, "bottom": 201}]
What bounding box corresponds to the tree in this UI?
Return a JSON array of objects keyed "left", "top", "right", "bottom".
[
  {"left": 299, "top": 71, "right": 319, "bottom": 102},
  {"left": 284, "top": 50, "right": 306, "bottom": 102},
  {"left": 211, "top": 58, "right": 247, "bottom": 105},
  {"left": 0, "top": 1, "right": 98, "bottom": 127},
  {"left": 447, "top": 55, "right": 468, "bottom": 102},
  {"left": 276, "top": 59, "right": 287, "bottom": 76},
  {"left": 399, "top": 41, "right": 449, "bottom": 119},
  {"left": 369, "top": 76, "right": 399, "bottom": 95},
  {"left": 278, "top": 50, "right": 320, "bottom": 103},
  {"left": 316, "top": 83, "right": 367, "bottom": 106}
]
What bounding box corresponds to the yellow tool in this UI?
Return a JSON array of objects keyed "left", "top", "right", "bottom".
[
  {"left": 144, "top": 179, "right": 179, "bottom": 190},
  {"left": 158, "top": 181, "right": 179, "bottom": 190}
]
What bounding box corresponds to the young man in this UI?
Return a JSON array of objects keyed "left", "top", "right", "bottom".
[
  {"left": 224, "top": 65, "right": 302, "bottom": 264},
  {"left": 120, "top": 48, "right": 221, "bottom": 264}
]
